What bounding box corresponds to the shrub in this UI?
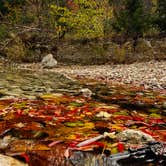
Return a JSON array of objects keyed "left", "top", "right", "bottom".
[
  {"left": 112, "top": 0, "right": 152, "bottom": 42},
  {"left": 50, "top": 0, "right": 113, "bottom": 39},
  {"left": 0, "top": 25, "right": 8, "bottom": 41},
  {"left": 155, "top": 0, "right": 166, "bottom": 33}
]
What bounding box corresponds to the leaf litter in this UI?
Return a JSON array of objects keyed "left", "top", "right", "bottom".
[{"left": 0, "top": 82, "right": 165, "bottom": 166}]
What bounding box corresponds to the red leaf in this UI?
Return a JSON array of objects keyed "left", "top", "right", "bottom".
[
  {"left": 20, "top": 153, "right": 30, "bottom": 163},
  {"left": 149, "top": 118, "right": 164, "bottom": 125},
  {"left": 140, "top": 128, "right": 159, "bottom": 138},
  {"left": 16, "top": 110, "right": 24, "bottom": 118},
  {"left": 114, "top": 115, "right": 132, "bottom": 120},
  {"left": 69, "top": 141, "right": 78, "bottom": 148},
  {"left": 132, "top": 116, "right": 145, "bottom": 121},
  {"left": 89, "top": 141, "right": 105, "bottom": 148},
  {"left": 118, "top": 142, "right": 124, "bottom": 152}
]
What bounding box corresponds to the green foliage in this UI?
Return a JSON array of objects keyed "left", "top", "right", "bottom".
[
  {"left": 5, "top": 0, "right": 25, "bottom": 6},
  {"left": 50, "top": 5, "right": 71, "bottom": 38},
  {"left": 155, "top": 0, "right": 166, "bottom": 32},
  {"left": 0, "top": 0, "right": 26, "bottom": 24},
  {"left": 0, "top": 1, "right": 8, "bottom": 16},
  {"left": 19, "top": 14, "right": 35, "bottom": 24},
  {"left": 112, "top": 0, "right": 152, "bottom": 38},
  {"left": 50, "top": 0, "right": 113, "bottom": 39},
  {"left": 0, "top": 0, "right": 25, "bottom": 16},
  {"left": 0, "top": 25, "right": 8, "bottom": 41}
]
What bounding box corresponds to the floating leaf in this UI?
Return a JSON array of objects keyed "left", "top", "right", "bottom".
[
  {"left": 111, "top": 147, "right": 118, "bottom": 154},
  {"left": 83, "top": 122, "right": 95, "bottom": 129},
  {"left": 69, "top": 102, "right": 84, "bottom": 107},
  {"left": 148, "top": 108, "right": 159, "bottom": 113},
  {"left": 64, "top": 121, "right": 84, "bottom": 127},
  {"left": 117, "top": 142, "right": 124, "bottom": 152},
  {"left": 149, "top": 113, "right": 161, "bottom": 118}
]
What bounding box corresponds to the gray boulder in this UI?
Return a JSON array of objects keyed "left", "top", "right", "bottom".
[{"left": 41, "top": 54, "right": 57, "bottom": 68}]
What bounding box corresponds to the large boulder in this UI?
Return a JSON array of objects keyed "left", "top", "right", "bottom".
[{"left": 41, "top": 53, "right": 58, "bottom": 68}]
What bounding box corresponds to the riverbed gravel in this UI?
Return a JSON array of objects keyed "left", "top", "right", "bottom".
[{"left": 17, "top": 60, "right": 166, "bottom": 90}]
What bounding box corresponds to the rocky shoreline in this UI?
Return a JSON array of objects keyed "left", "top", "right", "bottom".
[{"left": 15, "top": 60, "right": 166, "bottom": 91}]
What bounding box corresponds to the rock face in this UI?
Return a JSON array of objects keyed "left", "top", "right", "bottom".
[{"left": 41, "top": 54, "right": 57, "bottom": 68}]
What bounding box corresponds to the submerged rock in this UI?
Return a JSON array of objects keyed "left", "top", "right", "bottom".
[
  {"left": 117, "top": 129, "right": 155, "bottom": 144},
  {"left": 0, "top": 66, "right": 81, "bottom": 99}
]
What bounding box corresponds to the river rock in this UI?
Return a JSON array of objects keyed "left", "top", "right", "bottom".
[
  {"left": 0, "top": 136, "right": 14, "bottom": 150},
  {"left": 163, "top": 102, "right": 166, "bottom": 109},
  {"left": 41, "top": 54, "right": 57, "bottom": 68},
  {"left": 117, "top": 129, "right": 155, "bottom": 144},
  {"left": 0, "top": 154, "right": 28, "bottom": 166},
  {"left": 79, "top": 88, "right": 92, "bottom": 98}
]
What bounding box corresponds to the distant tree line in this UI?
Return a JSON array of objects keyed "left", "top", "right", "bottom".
[
  {"left": 111, "top": 0, "right": 165, "bottom": 43},
  {"left": 0, "top": 0, "right": 166, "bottom": 41}
]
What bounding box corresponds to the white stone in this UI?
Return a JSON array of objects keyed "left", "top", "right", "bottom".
[
  {"left": 41, "top": 54, "right": 57, "bottom": 68},
  {"left": 79, "top": 88, "right": 92, "bottom": 98},
  {"left": 0, "top": 154, "right": 28, "bottom": 166},
  {"left": 0, "top": 136, "right": 14, "bottom": 150}
]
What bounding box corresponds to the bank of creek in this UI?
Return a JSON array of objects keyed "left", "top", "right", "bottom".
[{"left": 0, "top": 65, "right": 165, "bottom": 166}]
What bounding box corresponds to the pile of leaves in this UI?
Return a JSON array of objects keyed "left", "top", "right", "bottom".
[{"left": 0, "top": 84, "right": 165, "bottom": 165}]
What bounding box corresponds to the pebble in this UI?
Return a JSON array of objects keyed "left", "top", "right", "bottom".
[{"left": 51, "top": 61, "right": 166, "bottom": 90}]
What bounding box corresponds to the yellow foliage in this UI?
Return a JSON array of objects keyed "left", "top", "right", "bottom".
[{"left": 50, "top": 0, "right": 113, "bottom": 39}]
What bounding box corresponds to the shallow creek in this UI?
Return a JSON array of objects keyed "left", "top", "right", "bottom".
[{"left": 0, "top": 67, "right": 165, "bottom": 166}]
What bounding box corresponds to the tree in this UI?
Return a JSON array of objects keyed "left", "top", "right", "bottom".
[
  {"left": 0, "top": 1, "right": 8, "bottom": 16},
  {"left": 50, "top": 0, "right": 113, "bottom": 39},
  {"left": 112, "top": 0, "right": 152, "bottom": 47},
  {"left": 155, "top": 0, "right": 166, "bottom": 33},
  {"left": 0, "top": 0, "right": 25, "bottom": 18}
]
